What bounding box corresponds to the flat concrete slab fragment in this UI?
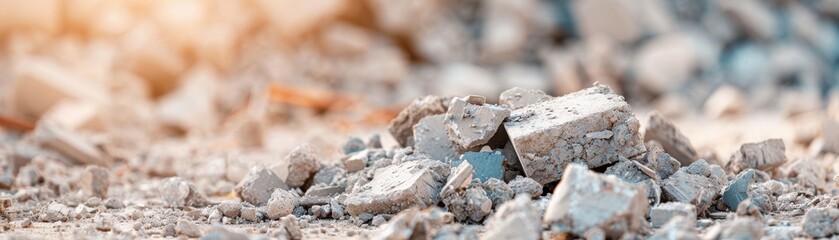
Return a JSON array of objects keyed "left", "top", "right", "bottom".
[{"left": 345, "top": 161, "right": 443, "bottom": 216}]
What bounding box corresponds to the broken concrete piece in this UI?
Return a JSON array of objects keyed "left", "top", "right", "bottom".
[
  {"left": 284, "top": 144, "right": 321, "bottom": 188},
  {"left": 374, "top": 207, "right": 452, "bottom": 240},
  {"left": 505, "top": 84, "right": 646, "bottom": 184},
  {"left": 79, "top": 166, "right": 109, "bottom": 198},
  {"left": 218, "top": 201, "right": 242, "bottom": 218},
  {"left": 803, "top": 207, "right": 839, "bottom": 238},
  {"left": 175, "top": 219, "right": 201, "bottom": 238},
  {"left": 388, "top": 96, "right": 451, "bottom": 147},
  {"left": 727, "top": 139, "right": 787, "bottom": 174},
  {"left": 35, "top": 122, "right": 109, "bottom": 166},
  {"left": 482, "top": 178, "right": 514, "bottom": 208},
  {"left": 441, "top": 181, "right": 492, "bottom": 222},
  {"left": 722, "top": 169, "right": 755, "bottom": 210},
  {"left": 661, "top": 169, "right": 720, "bottom": 215},
  {"left": 445, "top": 97, "right": 511, "bottom": 149},
  {"left": 483, "top": 195, "right": 541, "bottom": 240},
  {"left": 267, "top": 189, "right": 299, "bottom": 219},
  {"left": 160, "top": 177, "right": 208, "bottom": 207},
  {"left": 235, "top": 165, "right": 289, "bottom": 206},
  {"left": 499, "top": 87, "right": 551, "bottom": 111},
  {"left": 649, "top": 216, "right": 699, "bottom": 240},
  {"left": 645, "top": 112, "right": 699, "bottom": 165},
  {"left": 413, "top": 114, "right": 458, "bottom": 162},
  {"left": 442, "top": 161, "right": 473, "bottom": 194},
  {"left": 345, "top": 161, "right": 443, "bottom": 215},
  {"left": 783, "top": 158, "right": 826, "bottom": 191},
  {"left": 650, "top": 202, "right": 697, "bottom": 228},
  {"left": 508, "top": 176, "right": 542, "bottom": 198},
  {"left": 544, "top": 164, "right": 648, "bottom": 238},
  {"left": 642, "top": 145, "right": 681, "bottom": 180},
  {"left": 344, "top": 150, "right": 368, "bottom": 173},
  {"left": 452, "top": 151, "right": 504, "bottom": 183}
]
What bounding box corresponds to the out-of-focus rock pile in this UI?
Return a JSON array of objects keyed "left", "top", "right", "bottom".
[{"left": 1, "top": 0, "right": 839, "bottom": 239}]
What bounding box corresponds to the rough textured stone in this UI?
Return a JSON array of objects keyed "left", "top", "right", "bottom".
[
  {"left": 342, "top": 136, "right": 366, "bottom": 155},
  {"left": 499, "top": 87, "right": 551, "bottom": 111},
  {"left": 642, "top": 145, "right": 681, "bottom": 180},
  {"left": 481, "top": 178, "right": 514, "bottom": 208},
  {"left": 649, "top": 216, "right": 700, "bottom": 240},
  {"left": 445, "top": 97, "right": 511, "bottom": 149},
  {"left": 442, "top": 180, "right": 492, "bottom": 222},
  {"left": 661, "top": 169, "right": 720, "bottom": 215},
  {"left": 413, "top": 114, "right": 458, "bottom": 162},
  {"left": 650, "top": 202, "right": 697, "bottom": 228},
  {"left": 175, "top": 219, "right": 201, "bottom": 238},
  {"left": 235, "top": 165, "right": 289, "bottom": 206},
  {"left": 267, "top": 189, "right": 299, "bottom": 220},
  {"left": 483, "top": 195, "right": 541, "bottom": 240},
  {"left": 782, "top": 158, "right": 826, "bottom": 191},
  {"left": 218, "top": 201, "right": 242, "bottom": 218},
  {"left": 345, "top": 161, "right": 444, "bottom": 215},
  {"left": 388, "top": 96, "right": 451, "bottom": 147},
  {"left": 284, "top": 144, "right": 321, "bottom": 188},
  {"left": 79, "top": 166, "right": 109, "bottom": 198},
  {"left": 160, "top": 177, "right": 207, "bottom": 207},
  {"left": 344, "top": 150, "right": 368, "bottom": 173},
  {"left": 645, "top": 112, "right": 698, "bottom": 165},
  {"left": 452, "top": 151, "right": 504, "bottom": 183},
  {"left": 727, "top": 139, "right": 786, "bottom": 174},
  {"left": 544, "top": 164, "right": 649, "bottom": 238},
  {"left": 374, "top": 207, "right": 452, "bottom": 240},
  {"left": 508, "top": 176, "right": 542, "bottom": 198},
  {"left": 803, "top": 207, "right": 839, "bottom": 238},
  {"left": 505, "top": 84, "right": 646, "bottom": 184}
]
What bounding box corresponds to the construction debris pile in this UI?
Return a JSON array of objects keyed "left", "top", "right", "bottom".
[{"left": 1, "top": 0, "right": 839, "bottom": 239}]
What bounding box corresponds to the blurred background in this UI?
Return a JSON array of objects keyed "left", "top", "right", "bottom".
[{"left": 0, "top": 0, "right": 837, "bottom": 163}]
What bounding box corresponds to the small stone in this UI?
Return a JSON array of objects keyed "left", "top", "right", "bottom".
[
  {"left": 649, "top": 216, "right": 699, "bottom": 240},
  {"left": 645, "top": 111, "right": 699, "bottom": 165},
  {"left": 345, "top": 161, "right": 444, "bottom": 215},
  {"left": 103, "top": 198, "right": 124, "bottom": 209},
  {"left": 505, "top": 85, "right": 646, "bottom": 185},
  {"left": 388, "top": 96, "right": 451, "bottom": 147},
  {"left": 94, "top": 216, "right": 112, "bottom": 232},
  {"left": 727, "top": 139, "right": 787, "bottom": 174},
  {"left": 163, "top": 224, "right": 176, "bottom": 237},
  {"left": 445, "top": 97, "right": 511, "bottom": 149},
  {"left": 284, "top": 144, "right": 321, "bottom": 188},
  {"left": 241, "top": 207, "right": 260, "bottom": 222},
  {"left": 330, "top": 199, "right": 344, "bottom": 219},
  {"left": 481, "top": 178, "right": 514, "bottom": 208},
  {"left": 508, "top": 176, "right": 543, "bottom": 198},
  {"left": 783, "top": 158, "right": 826, "bottom": 191},
  {"left": 267, "top": 189, "right": 299, "bottom": 220},
  {"left": 661, "top": 169, "right": 720, "bottom": 215},
  {"left": 722, "top": 169, "right": 755, "bottom": 210},
  {"left": 483, "top": 195, "right": 541, "bottom": 240},
  {"left": 79, "top": 166, "right": 109, "bottom": 198},
  {"left": 803, "top": 207, "right": 839, "bottom": 238},
  {"left": 218, "top": 201, "right": 243, "bottom": 218},
  {"left": 372, "top": 215, "right": 387, "bottom": 226},
  {"left": 344, "top": 150, "right": 368, "bottom": 173},
  {"left": 367, "top": 134, "right": 382, "bottom": 149},
  {"left": 235, "top": 165, "right": 289, "bottom": 206},
  {"left": 499, "top": 87, "right": 551, "bottom": 111},
  {"left": 342, "top": 136, "right": 366, "bottom": 155},
  {"left": 175, "top": 219, "right": 201, "bottom": 238},
  {"left": 685, "top": 159, "right": 711, "bottom": 177},
  {"left": 160, "top": 177, "right": 208, "bottom": 207},
  {"left": 281, "top": 215, "right": 303, "bottom": 240},
  {"left": 202, "top": 225, "right": 249, "bottom": 240},
  {"left": 452, "top": 151, "right": 504, "bottom": 183},
  {"left": 650, "top": 202, "right": 697, "bottom": 228},
  {"left": 544, "top": 164, "right": 648, "bottom": 238}
]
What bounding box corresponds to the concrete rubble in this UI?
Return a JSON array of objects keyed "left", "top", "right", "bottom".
[
  {"left": 483, "top": 195, "right": 541, "bottom": 240},
  {"left": 544, "top": 164, "right": 648, "bottom": 238},
  {"left": 445, "top": 96, "right": 511, "bottom": 149},
  {"left": 498, "top": 87, "right": 551, "bottom": 111},
  {"left": 504, "top": 84, "right": 646, "bottom": 185},
  {"left": 727, "top": 139, "right": 787, "bottom": 174},
  {"left": 452, "top": 151, "right": 504, "bottom": 183},
  {"left": 413, "top": 114, "right": 458, "bottom": 162},
  {"left": 235, "top": 165, "right": 289, "bottom": 206},
  {"left": 388, "top": 96, "right": 452, "bottom": 147},
  {"left": 160, "top": 177, "right": 208, "bottom": 208},
  {"left": 644, "top": 112, "right": 699, "bottom": 165},
  {"left": 345, "top": 160, "right": 444, "bottom": 216},
  {"left": 282, "top": 144, "right": 321, "bottom": 189},
  {"left": 650, "top": 202, "right": 697, "bottom": 228},
  {"left": 661, "top": 160, "right": 724, "bottom": 215}
]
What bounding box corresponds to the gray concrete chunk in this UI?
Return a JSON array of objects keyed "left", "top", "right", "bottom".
[
  {"left": 284, "top": 144, "right": 321, "bottom": 188},
  {"left": 727, "top": 139, "right": 786, "bottom": 174},
  {"left": 235, "top": 165, "right": 289, "bottom": 206},
  {"left": 505, "top": 84, "right": 646, "bottom": 184},
  {"left": 445, "top": 97, "right": 511, "bottom": 149},
  {"left": 661, "top": 170, "right": 720, "bottom": 215},
  {"left": 722, "top": 169, "right": 755, "bottom": 210},
  {"left": 413, "top": 114, "right": 458, "bottom": 162},
  {"left": 345, "top": 161, "right": 443, "bottom": 216},
  {"left": 645, "top": 112, "right": 699, "bottom": 165},
  {"left": 388, "top": 96, "right": 451, "bottom": 147},
  {"left": 650, "top": 202, "right": 697, "bottom": 228},
  {"left": 544, "top": 164, "right": 648, "bottom": 238}
]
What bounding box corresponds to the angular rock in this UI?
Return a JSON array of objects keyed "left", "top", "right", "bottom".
[
  {"left": 79, "top": 166, "right": 109, "bottom": 198},
  {"left": 388, "top": 96, "right": 451, "bottom": 147},
  {"left": 345, "top": 161, "right": 443, "bottom": 215},
  {"left": 218, "top": 201, "right": 242, "bottom": 218},
  {"left": 445, "top": 97, "right": 511, "bottom": 149},
  {"left": 650, "top": 202, "right": 697, "bottom": 228},
  {"left": 642, "top": 145, "right": 681, "bottom": 180},
  {"left": 175, "top": 219, "right": 201, "bottom": 238},
  {"left": 481, "top": 178, "right": 514, "bottom": 208},
  {"left": 544, "top": 164, "right": 648, "bottom": 238},
  {"left": 508, "top": 176, "right": 542, "bottom": 198},
  {"left": 267, "top": 189, "right": 299, "bottom": 220},
  {"left": 649, "top": 216, "right": 699, "bottom": 240},
  {"left": 280, "top": 215, "right": 303, "bottom": 240},
  {"left": 452, "top": 151, "right": 504, "bottom": 183},
  {"left": 160, "top": 177, "right": 208, "bottom": 207},
  {"left": 661, "top": 169, "right": 720, "bottom": 215},
  {"left": 505, "top": 84, "right": 646, "bottom": 184},
  {"left": 413, "top": 114, "right": 458, "bottom": 162},
  {"left": 235, "top": 165, "right": 289, "bottom": 206},
  {"left": 645, "top": 112, "right": 699, "bottom": 165},
  {"left": 802, "top": 207, "right": 839, "bottom": 238},
  {"left": 483, "top": 195, "right": 541, "bottom": 240},
  {"left": 727, "top": 139, "right": 787, "bottom": 174},
  {"left": 499, "top": 87, "right": 551, "bottom": 111},
  {"left": 783, "top": 158, "right": 826, "bottom": 191},
  {"left": 342, "top": 136, "right": 366, "bottom": 155},
  {"left": 722, "top": 169, "right": 755, "bottom": 210},
  {"left": 374, "top": 207, "right": 452, "bottom": 240},
  {"left": 35, "top": 122, "right": 109, "bottom": 166},
  {"left": 284, "top": 144, "right": 321, "bottom": 188},
  {"left": 344, "top": 150, "right": 368, "bottom": 173}
]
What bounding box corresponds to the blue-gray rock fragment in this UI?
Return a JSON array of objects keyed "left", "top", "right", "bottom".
[
  {"left": 452, "top": 152, "right": 504, "bottom": 183},
  {"left": 722, "top": 169, "right": 755, "bottom": 210}
]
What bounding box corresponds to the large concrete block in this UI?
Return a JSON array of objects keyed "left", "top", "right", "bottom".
[
  {"left": 504, "top": 84, "right": 645, "bottom": 184},
  {"left": 345, "top": 161, "right": 443, "bottom": 215}
]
